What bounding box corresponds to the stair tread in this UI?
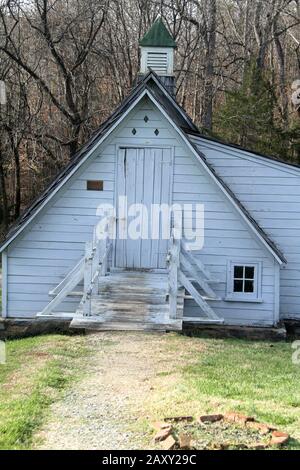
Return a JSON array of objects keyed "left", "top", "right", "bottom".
[
  {"left": 70, "top": 316, "right": 182, "bottom": 331},
  {"left": 183, "top": 316, "right": 224, "bottom": 324}
]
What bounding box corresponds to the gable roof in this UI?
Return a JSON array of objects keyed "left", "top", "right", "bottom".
[
  {"left": 186, "top": 129, "right": 300, "bottom": 172},
  {"left": 0, "top": 71, "right": 286, "bottom": 263},
  {"left": 139, "top": 18, "right": 176, "bottom": 48}
]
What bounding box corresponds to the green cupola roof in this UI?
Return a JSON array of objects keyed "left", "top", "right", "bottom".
[{"left": 139, "top": 18, "right": 176, "bottom": 48}]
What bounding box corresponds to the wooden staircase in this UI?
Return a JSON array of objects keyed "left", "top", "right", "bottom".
[
  {"left": 37, "top": 217, "right": 223, "bottom": 330},
  {"left": 70, "top": 271, "right": 183, "bottom": 331}
]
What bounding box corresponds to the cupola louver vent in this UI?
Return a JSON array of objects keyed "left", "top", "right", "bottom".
[{"left": 146, "top": 51, "right": 168, "bottom": 74}]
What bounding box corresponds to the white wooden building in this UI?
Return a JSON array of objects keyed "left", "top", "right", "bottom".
[{"left": 1, "top": 19, "right": 299, "bottom": 333}]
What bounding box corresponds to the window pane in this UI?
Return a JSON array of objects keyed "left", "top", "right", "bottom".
[
  {"left": 245, "top": 266, "right": 255, "bottom": 279},
  {"left": 234, "top": 266, "right": 244, "bottom": 279},
  {"left": 244, "top": 280, "right": 254, "bottom": 293},
  {"left": 234, "top": 280, "right": 243, "bottom": 292}
]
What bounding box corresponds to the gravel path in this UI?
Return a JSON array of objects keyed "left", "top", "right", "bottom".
[{"left": 35, "top": 331, "right": 178, "bottom": 450}]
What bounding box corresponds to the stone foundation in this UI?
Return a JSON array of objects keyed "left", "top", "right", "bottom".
[
  {"left": 182, "top": 322, "right": 287, "bottom": 341},
  {"left": 284, "top": 320, "right": 300, "bottom": 339},
  {"left": 0, "top": 318, "right": 85, "bottom": 340},
  {"left": 0, "top": 318, "right": 289, "bottom": 341}
]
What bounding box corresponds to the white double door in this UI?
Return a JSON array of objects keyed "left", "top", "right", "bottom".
[{"left": 115, "top": 147, "right": 172, "bottom": 269}]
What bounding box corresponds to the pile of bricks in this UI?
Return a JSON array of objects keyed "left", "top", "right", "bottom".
[{"left": 152, "top": 412, "right": 290, "bottom": 450}]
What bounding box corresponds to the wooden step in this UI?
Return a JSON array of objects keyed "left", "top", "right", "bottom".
[
  {"left": 89, "top": 291, "right": 166, "bottom": 304},
  {"left": 183, "top": 316, "right": 224, "bottom": 324},
  {"left": 70, "top": 316, "right": 182, "bottom": 331},
  {"left": 76, "top": 301, "right": 170, "bottom": 315},
  {"left": 36, "top": 312, "right": 74, "bottom": 320}
]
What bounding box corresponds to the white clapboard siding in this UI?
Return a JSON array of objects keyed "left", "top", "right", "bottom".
[
  {"left": 5, "top": 97, "right": 174, "bottom": 317},
  {"left": 171, "top": 136, "right": 277, "bottom": 325},
  {"left": 6, "top": 143, "right": 116, "bottom": 317},
  {"left": 5, "top": 96, "right": 277, "bottom": 326},
  {"left": 189, "top": 135, "right": 300, "bottom": 320}
]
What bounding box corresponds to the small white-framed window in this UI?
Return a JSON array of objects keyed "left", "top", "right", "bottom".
[{"left": 226, "top": 260, "right": 262, "bottom": 302}]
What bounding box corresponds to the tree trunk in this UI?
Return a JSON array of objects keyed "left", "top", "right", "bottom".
[
  {"left": 242, "top": 0, "right": 251, "bottom": 79},
  {"left": 68, "top": 122, "right": 81, "bottom": 158},
  {"left": 13, "top": 145, "right": 21, "bottom": 219},
  {"left": 202, "top": 0, "right": 217, "bottom": 132},
  {"left": 7, "top": 130, "right": 21, "bottom": 219},
  {"left": 273, "top": 22, "right": 289, "bottom": 128},
  {"left": 0, "top": 157, "right": 9, "bottom": 231}
]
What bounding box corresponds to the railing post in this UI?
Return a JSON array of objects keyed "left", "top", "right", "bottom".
[
  {"left": 100, "top": 237, "right": 108, "bottom": 275},
  {"left": 169, "top": 233, "right": 180, "bottom": 319},
  {"left": 97, "top": 216, "right": 109, "bottom": 293},
  {"left": 83, "top": 241, "right": 93, "bottom": 316}
]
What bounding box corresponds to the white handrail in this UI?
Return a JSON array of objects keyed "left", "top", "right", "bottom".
[
  {"left": 167, "top": 227, "right": 223, "bottom": 322},
  {"left": 82, "top": 217, "right": 113, "bottom": 316},
  {"left": 167, "top": 228, "right": 180, "bottom": 319},
  {"left": 38, "top": 216, "right": 113, "bottom": 318},
  {"left": 38, "top": 261, "right": 85, "bottom": 316},
  {"left": 49, "top": 257, "right": 85, "bottom": 296}
]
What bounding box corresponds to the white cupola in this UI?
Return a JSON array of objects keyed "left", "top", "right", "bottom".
[{"left": 139, "top": 18, "right": 176, "bottom": 78}]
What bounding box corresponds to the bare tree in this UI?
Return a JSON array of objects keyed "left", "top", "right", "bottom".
[
  {"left": 0, "top": 0, "right": 109, "bottom": 156},
  {"left": 1, "top": 0, "right": 300, "bottom": 236}
]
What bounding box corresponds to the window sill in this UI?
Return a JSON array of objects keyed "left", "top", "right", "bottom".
[{"left": 224, "top": 297, "right": 263, "bottom": 304}]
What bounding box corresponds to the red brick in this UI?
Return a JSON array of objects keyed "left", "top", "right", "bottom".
[
  {"left": 152, "top": 421, "right": 172, "bottom": 431},
  {"left": 246, "top": 421, "right": 271, "bottom": 435},
  {"left": 224, "top": 412, "right": 254, "bottom": 426},
  {"left": 270, "top": 431, "right": 289, "bottom": 446},
  {"left": 164, "top": 416, "right": 193, "bottom": 423},
  {"left": 154, "top": 428, "right": 172, "bottom": 442},
  {"left": 161, "top": 435, "right": 176, "bottom": 450},
  {"left": 179, "top": 433, "right": 191, "bottom": 449},
  {"left": 198, "top": 414, "right": 223, "bottom": 424}
]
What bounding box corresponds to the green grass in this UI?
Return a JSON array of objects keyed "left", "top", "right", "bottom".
[
  {"left": 182, "top": 339, "right": 300, "bottom": 417},
  {"left": 139, "top": 334, "right": 300, "bottom": 450},
  {"left": 179, "top": 336, "right": 300, "bottom": 449},
  {"left": 0, "top": 334, "right": 88, "bottom": 450},
  {"left": 1, "top": 331, "right": 300, "bottom": 450}
]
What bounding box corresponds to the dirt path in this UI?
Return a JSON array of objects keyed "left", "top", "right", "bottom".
[{"left": 35, "top": 331, "right": 193, "bottom": 450}]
